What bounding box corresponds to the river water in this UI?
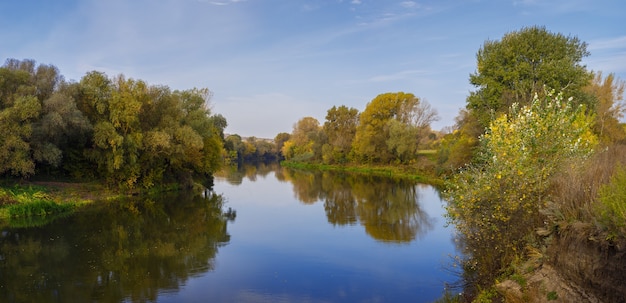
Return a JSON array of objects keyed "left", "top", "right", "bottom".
[{"left": 0, "top": 163, "right": 458, "bottom": 302}]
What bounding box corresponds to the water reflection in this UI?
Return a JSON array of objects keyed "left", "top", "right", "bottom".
[
  {"left": 218, "top": 164, "right": 434, "bottom": 243},
  {"left": 0, "top": 191, "right": 231, "bottom": 303}
]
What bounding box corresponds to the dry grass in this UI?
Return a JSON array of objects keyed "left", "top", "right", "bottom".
[{"left": 547, "top": 144, "right": 626, "bottom": 228}]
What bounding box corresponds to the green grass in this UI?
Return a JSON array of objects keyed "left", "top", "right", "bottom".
[
  {"left": 0, "top": 184, "right": 78, "bottom": 223},
  {"left": 7, "top": 200, "right": 74, "bottom": 217}
]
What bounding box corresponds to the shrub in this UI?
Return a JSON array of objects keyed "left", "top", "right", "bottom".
[
  {"left": 596, "top": 166, "right": 626, "bottom": 238},
  {"left": 445, "top": 90, "right": 597, "bottom": 288}
]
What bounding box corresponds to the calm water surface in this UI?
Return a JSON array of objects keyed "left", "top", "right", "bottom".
[{"left": 0, "top": 164, "right": 458, "bottom": 302}]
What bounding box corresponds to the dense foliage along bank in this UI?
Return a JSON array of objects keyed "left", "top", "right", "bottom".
[
  {"left": 440, "top": 27, "right": 626, "bottom": 302},
  {"left": 0, "top": 59, "right": 226, "bottom": 190},
  {"left": 275, "top": 26, "right": 626, "bottom": 302}
]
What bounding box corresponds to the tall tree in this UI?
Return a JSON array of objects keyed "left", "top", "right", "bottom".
[
  {"left": 274, "top": 132, "right": 291, "bottom": 159},
  {"left": 0, "top": 61, "right": 43, "bottom": 177},
  {"left": 584, "top": 72, "right": 626, "bottom": 143},
  {"left": 322, "top": 105, "right": 359, "bottom": 164},
  {"left": 467, "top": 26, "right": 592, "bottom": 130}
]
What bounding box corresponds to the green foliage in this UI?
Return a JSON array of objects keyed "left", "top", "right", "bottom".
[
  {"left": 467, "top": 26, "right": 592, "bottom": 130},
  {"left": 0, "top": 185, "right": 74, "bottom": 224},
  {"left": 352, "top": 92, "right": 415, "bottom": 163},
  {"left": 282, "top": 117, "right": 323, "bottom": 162},
  {"left": 322, "top": 105, "right": 359, "bottom": 164},
  {"left": 432, "top": 291, "right": 462, "bottom": 303},
  {"left": 0, "top": 58, "right": 226, "bottom": 190},
  {"left": 473, "top": 287, "right": 499, "bottom": 303},
  {"left": 0, "top": 94, "right": 41, "bottom": 177},
  {"left": 445, "top": 91, "right": 597, "bottom": 288},
  {"left": 547, "top": 291, "right": 559, "bottom": 301},
  {"left": 596, "top": 166, "right": 626, "bottom": 237},
  {"left": 224, "top": 135, "right": 283, "bottom": 164},
  {"left": 385, "top": 119, "right": 420, "bottom": 163},
  {"left": 510, "top": 273, "right": 527, "bottom": 288},
  {"left": 7, "top": 200, "right": 73, "bottom": 218}
]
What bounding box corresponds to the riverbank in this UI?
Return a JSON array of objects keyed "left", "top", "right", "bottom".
[
  {"left": 0, "top": 180, "right": 186, "bottom": 228},
  {"left": 280, "top": 160, "right": 444, "bottom": 187},
  {"left": 0, "top": 181, "right": 115, "bottom": 227}
]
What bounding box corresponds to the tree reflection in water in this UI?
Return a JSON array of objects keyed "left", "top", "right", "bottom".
[
  {"left": 218, "top": 163, "right": 433, "bottom": 243},
  {"left": 0, "top": 191, "right": 231, "bottom": 303}
]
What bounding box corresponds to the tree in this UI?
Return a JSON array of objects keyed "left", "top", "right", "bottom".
[
  {"left": 74, "top": 72, "right": 224, "bottom": 189},
  {"left": 352, "top": 92, "right": 437, "bottom": 164},
  {"left": 31, "top": 85, "right": 92, "bottom": 167},
  {"left": 322, "top": 105, "right": 359, "bottom": 164},
  {"left": 467, "top": 26, "right": 592, "bottom": 130},
  {"left": 0, "top": 95, "right": 41, "bottom": 176},
  {"left": 282, "top": 117, "right": 321, "bottom": 161},
  {"left": 352, "top": 92, "right": 413, "bottom": 163},
  {"left": 0, "top": 61, "right": 43, "bottom": 177},
  {"left": 385, "top": 119, "right": 420, "bottom": 164},
  {"left": 584, "top": 72, "right": 626, "bottom": 143},
  {"left": 274, "top": 132, "right": 291, "bottom": 159},
  {"left": 436, "top": 109, "right": 481, "bottom": 173}
]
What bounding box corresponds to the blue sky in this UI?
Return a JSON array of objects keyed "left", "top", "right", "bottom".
[{"left": 2, "top": 0, "right": 625, "bottom": 138}]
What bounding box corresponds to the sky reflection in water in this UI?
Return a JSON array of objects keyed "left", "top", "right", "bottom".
[{"left": 161, "top": 165, "right": 459, "bottom": 303}]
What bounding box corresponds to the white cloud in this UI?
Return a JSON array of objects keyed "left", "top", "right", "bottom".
[
  {"left": 204, "top": 0, "right": 247, "bottom": 5},
  {"left": 400, "top": 1, "right": 419, "bottom": 8}
]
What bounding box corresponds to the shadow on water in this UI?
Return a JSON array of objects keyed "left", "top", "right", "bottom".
[{"left": 0, "top": 191, "right": 232, "bottom": 303}]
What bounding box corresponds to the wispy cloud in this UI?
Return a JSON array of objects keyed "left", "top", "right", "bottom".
[
  {"left": 400, "top": 1, "right": 419, "bottom": 8},
  {"left": 367, "top": 69, "right": 428, "bottom": 82},
  {"left": 585, "top": 36, "right": 626, "bottom": 74},
  {"left": 512, "top": 0, "right": 592, "bottom": 13},
  {"left": 588, "top": 36, "right": 626, "bottom": 51},
  {"left": 204, "top": 0, "right": 247, "bottom": 6}
]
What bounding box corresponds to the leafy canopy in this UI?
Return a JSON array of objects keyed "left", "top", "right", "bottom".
[{"left": 467, "top": 26, "right": 592, "bottom": 130}]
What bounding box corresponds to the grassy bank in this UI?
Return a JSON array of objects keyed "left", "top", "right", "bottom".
[{"left": 0, "top": 181, "right": 122, "bottom": 228}]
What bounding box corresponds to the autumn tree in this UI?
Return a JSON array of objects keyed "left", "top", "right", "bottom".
[
  {"left": 274, "top": 132, "right": 291, "bottom": 159},
  {"left": 352, "top": 92, "right": 437, "bottom": 164},
  {"left": 322, "top": 105, "right": 359, "bottom": 164},
  {"left": 584, "top": 72, "right": 626, "bottom": 143},
  {"left": 436, "top": 109, "right": 481, "bottom": 174},
  {"left": 282, "top": 117, "right": 322, "bottom": 161}
]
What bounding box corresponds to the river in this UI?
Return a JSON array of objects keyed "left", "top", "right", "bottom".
[{"left": 0, "top": 163, "right": 458, "bottom": 302}]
